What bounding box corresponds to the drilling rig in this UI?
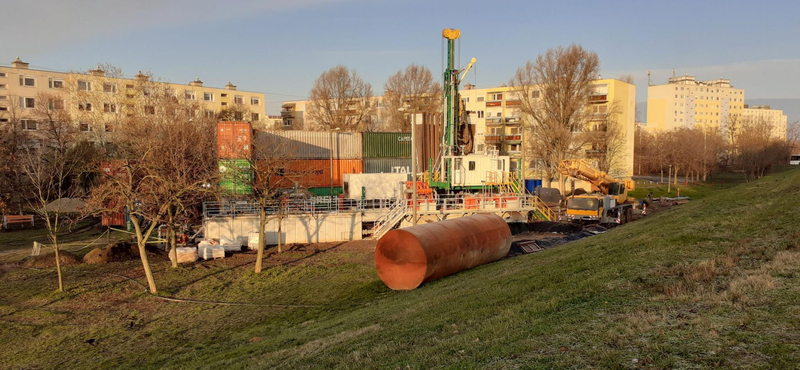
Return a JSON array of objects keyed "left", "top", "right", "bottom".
[{"left": 427, "top": 29, "right": 516, "bottom": 193}]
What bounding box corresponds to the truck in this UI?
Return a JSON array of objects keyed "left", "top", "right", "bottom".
[{"left": 557, "top": 159, "right": 636, "bottom": 226}]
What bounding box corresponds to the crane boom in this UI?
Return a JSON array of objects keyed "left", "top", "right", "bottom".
[{"left": 557, "top": 159, "right": 617, "bottom": 194}]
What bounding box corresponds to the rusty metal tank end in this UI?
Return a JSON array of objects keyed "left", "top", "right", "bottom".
[{"left": 374, "top": 214, "right": 512, "bottom": 290}]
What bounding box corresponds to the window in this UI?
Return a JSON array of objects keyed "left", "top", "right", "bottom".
[
  {"left": 221, "top": 93, "right": 227, "bottom": 98},
  {"left": 49, "top": 99, "right": 64, "bottom": 110},
  {"left": 477, "top": 144, "right": 484, "bottom": 152},
  {"left": 0, "top": 72, "right": 6, "bottom": 77},
  {"left": 204, "top": 110, "right": 215, "bottom": 118},
  {"left": 489, "top": 93, "right": 503, "bottom": 101},
  {"left": 19, "top": 97, "right": 35, "bottom": 109},
  {"left": 251, "top": 97, "right": 260, "bottom": 105},
  {"left": 509, "top": 144, "right": 520, "bottom": 152},
  {"left": 185, "top": 91, "right": 196, "bottom": 100},
  {"left": 234, "top": 95, "right": 244, "bottom": 104},
  {"left": 251, "top": 113, "right": 260, "bottom": 121},
  {"left": 78, "top": 80, "right": 91, "bottom": 91},
  {"left": 234, "top": 111, "right": 243, "bottom": 120},
  {"left": 126, "top": 84, "right": 134, "bottom": 89},
  {"left": 0, "top": 84, "right": 5, "bottom": 89},
  {"left": 284, "top": 119, "right": 293, "bottom": 127},
  {"left": 0, "top": 106, "right": 7, "bottom": 111},
  {"left": 144, "top": 106, "right": 155, "bottom": 115},
  {"left": 477, "top": 110, "right": 484, "bottom": 118},
  {"left": 477, "top": 97, "right": 484, "bottom": 102},
  {"left": 0, "top": 95, "right": 6, "bottom": 100},
  {"left": 48, "top": 78, "right": 64, "bottom": 89},
  {"left": 204, "top": 92, "right": 214, "bottom": 101},
  {"left": 78, "top": 102, "right": 92, "bottom": 111},
  {"left": 19, "top": 76, "right": 35, "bottom": 87},
  {"left": 105, "top": 123, "right": 113, "bottom": 133},
  {"left": 468, "top": 161, "right": 476, "bottom": 171},
  {"left": 221, "top": 102, "right": 228, "bottom": 106},
  {"left": 22, "top": 119, "right": 37, "bottom": 131},
  {"left": 103, "top": 103, "right": 118, "bottom": 113},
  {"left": 79, "top": 122, "right": 92, "bottom": 132},
  {"left": 103, "top": 83, "right": 116, "bottom": 93},
  {"left": 0, "top": 118, "right": 8, "bottom": 123},
  {"left": 496, "top": 112, "right": 501, "bottom": 117}
]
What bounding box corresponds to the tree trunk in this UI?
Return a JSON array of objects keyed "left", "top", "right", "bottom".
[
  {"left": 255, "top": 206, "right": 266, "bottom": 273},
  {"left": 131, "top": 216, "right": 157, "bottom": 293},
  {"left": 53, "top": 233, "right": 63, "bottom": 292},
  {"left": 277, "top": 214, "right": 282, "bottom": 254},
  {"left": 168, "top": 208, "right": 177, "bottom": 268}
]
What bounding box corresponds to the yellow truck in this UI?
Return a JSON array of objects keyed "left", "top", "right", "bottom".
[{"left": 557, "top": 160, "right": 635, "bottom": 226}]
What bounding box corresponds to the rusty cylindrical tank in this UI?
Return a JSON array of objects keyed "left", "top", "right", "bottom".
[{"left": 375, "top": 214, "right": 512, "bottom": 290}]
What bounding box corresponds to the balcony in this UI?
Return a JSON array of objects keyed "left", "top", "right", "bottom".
[
  {"left": 505, "top": 100, "right": 521, "bottom": 107},
  {"left": 485, "top": 134, "right": 503, "bottom": 144},
  {"left": 588, "top": 94, "right": 608, "bottom": 103},
  {"left": 281, "top": 110, "right": 294, "bottom": 117},
  {"left": 485, "top": 101, "right": 501, "bottom": 107},
  {"left": 504, "top": 134, "right": 522, "bottom": 142},
  {"left": 485, "top": 118, "right": 503, "bottom": 125}
]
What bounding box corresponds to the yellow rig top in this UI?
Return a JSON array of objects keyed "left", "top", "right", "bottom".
[{"left": 442, "top": 28, "right": 461, "bottom": 40}]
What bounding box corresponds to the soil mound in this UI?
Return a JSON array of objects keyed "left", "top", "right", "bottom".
[
  {"left": 21, "top": 251, "right": 81, "bottom": 268},
  {"left": 83, "top": 242, "right": 138, "bottom": 264}
]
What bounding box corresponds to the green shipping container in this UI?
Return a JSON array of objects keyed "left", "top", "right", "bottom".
[
  {"left": 307, "top": 187, "right": 343, "bottom": 197},
  {"left": 363, "top": 132, "right": 412, "bottom": 158},
  {"left": 219, "top": 159, "right": 253, "bottom": 195}
]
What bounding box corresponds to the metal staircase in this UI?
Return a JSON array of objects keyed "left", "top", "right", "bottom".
[
  {"left": 370, "top": 201, "right": 408, "bottom": 239},
  {"left": 530, "top": 195, "right": 558, "bottom": 221}
]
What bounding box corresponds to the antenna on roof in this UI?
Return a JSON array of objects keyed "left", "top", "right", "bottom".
[
  {"left": 647, "top": 70, "right": 652, "bottom": 86},
  {"left": 672, "top": 67, "right": 676, "bottom": 77}
]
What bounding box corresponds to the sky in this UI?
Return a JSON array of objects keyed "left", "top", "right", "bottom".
[{"left": 2, "top": 0, "right": 799, "bottom": 118}]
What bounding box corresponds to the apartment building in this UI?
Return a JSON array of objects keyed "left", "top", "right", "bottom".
[
  {"left": 459, "top": 79, "right": 636, "bottom": 179},
  {"left": 646, "top": 75, "right": 745, "bottom": 132},
  {"left": 742, "top": 105, "right": 788, "bottom": 140},
  {"left": 282, "top": 78, "right": 636, "bottom": 178},
  {"left": 0, "top": 57, "right": 266, "bottom": 132}
]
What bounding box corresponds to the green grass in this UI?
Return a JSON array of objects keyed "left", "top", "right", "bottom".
[{"left": 2, "top": 168, "right": 800, "bottom": 369}]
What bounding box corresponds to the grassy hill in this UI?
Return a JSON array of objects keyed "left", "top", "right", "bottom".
[{"left": 1, "top": 169, "right": 799, "bottom": 369}]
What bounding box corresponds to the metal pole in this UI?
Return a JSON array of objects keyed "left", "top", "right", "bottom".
[
  {"left": 329, "top": 130, "right": 334, "bottom": 196},
  {"left": 412, "top": 112, "right": 418, "bottom": 226},
  {"left": 668, "top": 165, "right": 672, "bottom": 194}
]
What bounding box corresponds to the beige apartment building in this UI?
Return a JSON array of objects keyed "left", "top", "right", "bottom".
[
  {"left": 282, "top": 78, "right": 636, "bottom": 179},
  {"left": 742, "top": 105, "right": 787, "bottom": 140},
  {"left": 0, "top": 57, "right": 266, "bottom": 133},
  {"left": 646, "top": 75, "right": 745, "bottom": 132}
]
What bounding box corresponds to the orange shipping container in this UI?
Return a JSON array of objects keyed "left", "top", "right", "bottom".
[
  {"left": 261, "top": 159, "right": 362, "bottom": 189},
  {"left": 217, "top": 121, "right": 252, "bottom": 159}
]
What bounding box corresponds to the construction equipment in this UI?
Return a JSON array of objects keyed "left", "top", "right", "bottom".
[{"left": 557, "top": 159, "right": 635, "bottom": 226}]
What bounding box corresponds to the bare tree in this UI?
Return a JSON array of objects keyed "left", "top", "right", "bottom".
[
  {"left": 589, "top": 102, "right": 627, "bottom": 176},
  {"left": 307, "top": 65, "right": 374, "bottom": 132},
  {"left": 245, "top": 133, "right": 310, "bottom": 273},
  {"left": 510, "top": 44, "right": 600, "bottom": 192},
  {"left": 617, "top": 75, "right": 634, "bottom": 84},
  {"left": 0, "top": 95, "right": 30, "bottom": 216},
  {"left": 383, "top": 64, "right": 442, "bottom": 131},
  {"left": 20, "top": 94, "right": 94, "bottom": 291},
  {"left": 85, "top": 72, "right": 215, "bottom": 292},
  {"left": 735, "top": 117, "right": 787, "bottom": 181}
]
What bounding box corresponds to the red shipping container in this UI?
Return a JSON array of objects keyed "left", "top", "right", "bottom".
[
  {"left": 217, "top": 121, "right": 252, "bottom": 159},
  {"left": 102, "top": 212, "right": 126, "bottom": 226},
  {"left": 259, "top": 159, "right": 363, "bottom": 189}
]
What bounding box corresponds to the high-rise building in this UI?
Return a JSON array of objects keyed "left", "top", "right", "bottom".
[
  {"left": 742, "top": 105, "right": 788, "bottom": 140},
  {"left": 646, "top": 75, "right": 745, "bottom": 132},
  {"left": 0, "top": 57, "right": 266, "bottom": 132}
]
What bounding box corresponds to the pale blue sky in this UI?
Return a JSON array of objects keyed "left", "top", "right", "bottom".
[{"left": 2, "top": 0, "right": 799, "bottom": 117}]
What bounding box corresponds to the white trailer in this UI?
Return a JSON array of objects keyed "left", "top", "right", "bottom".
[{"left": 343, "top": 173, "right": 409, "bottom": 199}]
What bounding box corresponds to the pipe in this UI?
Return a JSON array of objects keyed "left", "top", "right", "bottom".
[{"left": 374, "top": 214, "right": 511, "bottom": 290}]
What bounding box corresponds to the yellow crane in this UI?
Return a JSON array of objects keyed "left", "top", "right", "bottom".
[{"left": 557, "top": 159, "right": 635, "bottom": 225}]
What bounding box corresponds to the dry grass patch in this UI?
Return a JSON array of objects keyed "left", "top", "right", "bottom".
[{"left": 273, "top": 324, "right": 382, "bottom": 358}]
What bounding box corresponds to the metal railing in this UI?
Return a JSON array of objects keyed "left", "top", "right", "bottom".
[{"left": 204, "top": 193, "right": 558, "bottom": 221}]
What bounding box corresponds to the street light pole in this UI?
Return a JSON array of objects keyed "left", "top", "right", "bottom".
[{"left": 411, "top": 111, "right": 418, "bottom": 226}]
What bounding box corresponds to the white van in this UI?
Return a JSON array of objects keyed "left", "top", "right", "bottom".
[{"left": 791, "top": 154, "right": 800, "bottom": 165}]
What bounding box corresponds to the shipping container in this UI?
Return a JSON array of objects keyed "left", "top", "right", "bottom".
[
  {"left": 363, "top": 157, "right": 412, "bottom": 174},
  {"left": 219, "top": 159, "right": 253, "bottom": 195},
  {"left": 255, "top": 130, "right": 362, "bottom": 159},
  {"left": 307, "top": 187, "right": 343, "bottom": 197},
  {"left": 218, "top": 121, "right": 253, "bottom": 159},
  {"left": 102, "top": 212, "right": 126, "bottom": 227},
  {"left": 362, "top": 132, "right": 412, "bottom": 158},
  {"left": 264, "top": 159, "right": 362, "bottom": 188}
]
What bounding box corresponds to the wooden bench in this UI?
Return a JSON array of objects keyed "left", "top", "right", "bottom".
[{"left": 2, "top": 215, "right": 35, "bottom": 229}]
